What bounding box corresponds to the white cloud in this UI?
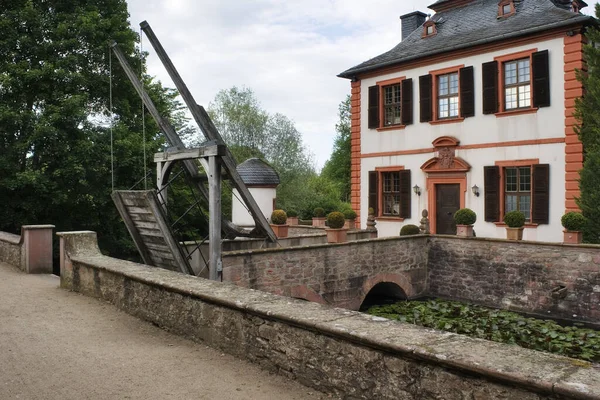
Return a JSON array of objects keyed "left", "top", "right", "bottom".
[{"left": 125, "top": 0, "right": 426, "bottom": 169}]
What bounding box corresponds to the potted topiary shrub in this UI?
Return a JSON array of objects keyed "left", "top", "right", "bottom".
[
  {"left": 312, "top": 207, "right": 326, "bottom": 227},
  {"left": 286, "top": 209, "right": 299, "bottom": 226},
  {"left": 400, "top": 224, "right": 421, "bottom": 236},
  {"left": 561, "top": 211, "right": 586, "bottom": 244},
  {"left": 270, "top": 209, "right": 288, "bottom": 238},
  {"left": 325, "top": 211, "right": 348, "bottom": 243},
  {"left": 503, "top": 210, "right": 525, "bottom": 240},
  {"left": 343, "top": 209, "right": 357, "bottom": 230},
  {"left": 453, "top": 208, "right": 476, "bottom": 237}
]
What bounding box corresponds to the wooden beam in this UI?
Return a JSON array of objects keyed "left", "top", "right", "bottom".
[
  {"left": 139, "top": 21, "right": 277, "bottom": 243},
  {"left": 153, "top": 145, "right": 225, "bottom": 163}
]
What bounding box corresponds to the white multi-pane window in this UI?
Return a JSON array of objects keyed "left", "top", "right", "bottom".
[
  {"left": 438, "top": 73, "right": 459, "bottom": 118},
  {"left": 383, "top": 84, "right": 401, "bottom": 126},
  {"left": 505, "top": 167, "right": 531, "bottom": 221},
  {"left": 504, "top": 59, "right": 531, "bottom": 109},
  {"left": 382, "top": 172, "right": 401, "bottom": 215}
]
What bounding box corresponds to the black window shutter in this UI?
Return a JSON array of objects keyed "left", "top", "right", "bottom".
[
  {"left": 399, "top": 170, "right": 411, "bottom": 219},
  {"left": 482, "top": 61, "right": 498, "bottom": 114},
  {"left": 532, "top": 50, "right": 550, "bottom": 108},
  {"left": 401, "top": 78, "right": 413, "bottom": 125},
  {"left": 460, "top": 66, "right": 475, "bottom": 118},
  {"left": 532, "top": 164, "right": 550, "bottom": 224},
  {"left": 368, "top": 86, "right": 380, "bottom": 129},
  {"left": 419, "top": 74, "right": 433, "bottom": 122},
  {"left": 484, "top": 166, "right": 500, "bottom": 222},
  {"left": 368, "top": 171, "right": 379, "bottom": 216}
]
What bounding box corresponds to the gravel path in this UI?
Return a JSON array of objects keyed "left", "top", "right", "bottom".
[{"left": 0, "top": 262, "right": 327, "bottom": 399}]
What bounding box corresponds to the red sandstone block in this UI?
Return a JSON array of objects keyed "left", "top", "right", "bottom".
[
  {"left": 565, "top": 126, "right": 577, "bottom": 136},
  {"left": 566, "top": 181, "right": 580, "bottom": 191},
  {"left": 566, "top": 162, "right": 583, "bottom": 172},
  {"left": 564, "top": 52, "right": 584, "bottom": 63},
  {"left": 564, "top": 98, "right": 577, "bottom": 109},
  {"left": 351, "top": 81, "right": 361, "bottom": 88},
  {"left": 564, "top": 71, "right": 579, "bottom": 82},
  {"left": 565, "top": 88, "right": 584, "bottom": 99},
  {"left": 564, "top": 34, "right": 585, "bottom": 45},
  {"left": 566, "top": 153, "right": 583, "bottom": 163},
  {"left": 564, "top": 116, "right": 579, "bottom": 127},
  {"left": 565, "top": 172, "right": 580, "bottom": 182},
  {"left": 564, "top": 81, "right": 582, "bottom": 91},
  {"left": 565, "top": 143, "right": 583, "bottom": 154},
  {"left": 351, "top": 87, "right": 360, "bottom": 94},
  {"left": 564, "top": 60, "right": 587, "bottom": 72},
  {"left": 351, "top": 99, "right": 360, "bottom": 107},
  {"left": 565, "top": 135, "right": 581, "bottom": 144}
]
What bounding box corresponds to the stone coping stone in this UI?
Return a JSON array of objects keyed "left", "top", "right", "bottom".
[
  {"left": 67, "top": 250, "right": 600, "bottom": 399},
  {"left": 222, "top": 234, "right": 429, "bottom": 257},
  {"left": 0, "top": 231, "right": 21, "bottom": 244},
  {"left": 22, "top": 224, "right": 55, "bottom": 230},
  {"left": 431, "top": 234, "right": 600, "bottom": 249}
]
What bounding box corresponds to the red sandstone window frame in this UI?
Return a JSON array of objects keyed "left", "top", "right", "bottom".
[
  {"left": 374, "top": 166, "right": 406, "bottom": 220},
  {"left": 494, "top": 48, "right": 539, "bottom": 117},
  {"left": 494, "top": 159, "right": 540, "bottom": 227},
  {"left": 375, "top": 77, "right": 406, "bottom": 131},
  {"left": 422, "top": 21, "right": 437, "bottom": 38},
  {"left": 498, "top": 0, "right": 515, "bottom": 18},
  {"left": 429, "top": 64, "right": 465, "bottom": 125}
]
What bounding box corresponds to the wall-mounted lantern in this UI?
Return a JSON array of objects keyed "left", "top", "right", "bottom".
[
  {"left": 413, "top": 185, "right": 421, "bottom": 196},
  {"left": 471, "top": 184, "right": 480, "bottom": 197}
]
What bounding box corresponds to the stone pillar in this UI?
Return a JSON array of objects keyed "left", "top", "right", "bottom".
[
  {"left": 57, "top": 231, "right": 101, "bottom": 288},
  {"left": 419, "top": 210, "right": 430, "bottom": 234},
  {"left": 21, "top": 225, "right": 55, "bottom": 274}
]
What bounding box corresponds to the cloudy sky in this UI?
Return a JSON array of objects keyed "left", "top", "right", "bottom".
[{"left": 126, "top": 0, "right": 596, "bottom": 170}]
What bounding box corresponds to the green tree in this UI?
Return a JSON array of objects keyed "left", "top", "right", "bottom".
[
  {"left": 575, "top": 4, "right": 600, "bottom": 243},
  {"left": 206, "top": 86, "right": 317, "bottom": 216},
  {"left": 321, "top": 95, "right": 351, "bottom": 201},
  {"left": 0, "top": 0, "right": 184, "bottom": 258}
]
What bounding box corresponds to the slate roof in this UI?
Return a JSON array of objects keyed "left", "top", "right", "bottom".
[
  {"left": 237, "top": 158, "right": 280, "bottom": 186},
  {"left": 339, "top": 0, "right": 594, "bottom": 78}
]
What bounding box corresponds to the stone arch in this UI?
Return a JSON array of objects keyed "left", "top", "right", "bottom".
[
  {"left": 353, "top": 273, "right": 413, "bottom": 311},
  {"left": 290, "top": 285, "right": 328, "bottom": 305}
]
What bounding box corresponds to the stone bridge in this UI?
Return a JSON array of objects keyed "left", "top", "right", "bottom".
[{"left": 222, "top": 236, "right": 428, "bottom": 310}]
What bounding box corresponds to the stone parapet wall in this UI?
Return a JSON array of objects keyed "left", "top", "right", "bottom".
[
  {"left": 57, "top": 231, "right": 600, "bottom": 400},
  {"left": 222, "top": 236, "right": 429, "bottom": 310},
  {"left": 0, "top": 231, "right": 22, "bottom": 268},
  {"left": 429, "top": 236, "right": 600, "bottom": 325},
  {"left": 0, "top": 225, "right": 54, "bottom": 273}
]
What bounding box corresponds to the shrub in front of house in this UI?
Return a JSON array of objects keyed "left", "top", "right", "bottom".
[
  {"left": 561, "top": 212, "right": 586, "bottom": 231},
  {"left": 286, "top": 209, "right": 298, "bottom": 218},
  {"left": 454, "top": 208, "right": 477, "bottom": 225},
  {"left": 504, "top": 211, "right": 525, "bottom": 228},
  {"left": 368, "top": 207, "right": 375, "bottom": 215},
  {"left": 271, "top": 209, "right": 287, "bottom": 225},
  {"left": 313, "top": 207, "right": 326, "bottom": 218},
  {"left": 327, "top": 211, "right": 346, "bottom": 229},
  {"left": 343, "top": 209, "right": 357, "bottom": 220},
  {"left": 400, "top": 224, "right": 421, "bottom": 236}
]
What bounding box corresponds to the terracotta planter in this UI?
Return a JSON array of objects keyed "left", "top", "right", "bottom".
[
  {"left": 287, "top": 217, "right": 299, "bottom": 225},
  {"left": 270, "top": 224, "right": 289, "bottom": 238},
  {"left": 326, "top": 228, "right": 348, "bottom": 243},
  {"left": 344, "top": 219, "right": 356, "bottom": 230},
  {"left": 506, "top": 227, "right": 524, "bottom": 241},
  {"left": 312, "top": 217, "right": 326, "bottom": 227},
  {"left": 563, "top": 230, "right": 583, "bottom": 244},
  {"left": 456, "top": 224, "right": 474, "bottom": 237}
]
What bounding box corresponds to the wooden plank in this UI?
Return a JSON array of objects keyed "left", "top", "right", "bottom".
[
  {"left": 132, "top": 220, "right": 161, "bottom": 230},
  {"left": 111, "top": 192, "right": 154, "bottom": 266},
  {"left": 144, "top": 191, "right": 193, "bottom": 275},
  {"left": 138, "top": 22, "right": 277, "bottom": 243},
  {"left": 129, "top": 213, "right": 157, "bottom": 222},
  {"left": 138, "top": 228, "right": 164, "bottom": 237},
  {"left": 125, "top": 206, "right": 153, "bottom": 215},
  {"left": 145, "top": 242, "right": 171, "bottom": 252},
  {"left": 154, "top": 146, "right": 224, "bottom": 163}
]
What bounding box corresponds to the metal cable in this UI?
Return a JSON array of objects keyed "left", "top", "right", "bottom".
[{"left": 109, "top": 46, "right": 115, "bottom": 193}]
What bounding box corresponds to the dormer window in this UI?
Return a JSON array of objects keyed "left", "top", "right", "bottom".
[
  {"left": 422, "top": 21, "right": 437, "bottom": 38},
  {"left": 571, "top": 2, "right": 580, "bottom": 13},
  {"left": 498, "top": 0, "right": 515, "bottom": 18}
]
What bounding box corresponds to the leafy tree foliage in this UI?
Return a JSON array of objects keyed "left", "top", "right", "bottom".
[
  {"left": 321, "top": 95, "right": 351, "bottom": 202},
  {"left": 206, "top": 86, "right": 318, "bottom": 216},
  {"left": 575, "top": 4, "right": 600, "bottom": 243},
  {"left": 0, "top": 0, "right": 184, "bottom": 258}
]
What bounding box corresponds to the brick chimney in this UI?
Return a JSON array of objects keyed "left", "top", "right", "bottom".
[{"left": 400, "top": 11, "right": 428, "bottom": 41}]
